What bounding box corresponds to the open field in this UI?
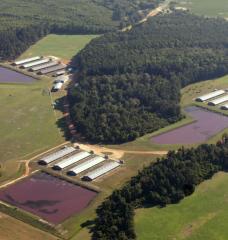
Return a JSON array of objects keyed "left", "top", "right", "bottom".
[
  {"left": 176, "top": 0, "right": 228, "bottom": 18},
  {"left": 109, "top": 75, "right": 228, "bottom": 151},
  {"left": 135, "top": 172, "right": 228, "bottom": 240},
  {"left": 19, "top": 34, "right": 99, "bottom": 62},
  {"left": 0, "top": 74, "right": 65, "bottom": 184},
  {"left": 0, "top": 212, "right": 58, "bottom": 240}
]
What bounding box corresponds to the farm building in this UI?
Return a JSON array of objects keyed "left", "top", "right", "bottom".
[
  {"left": 52, "top": 82, "right": 64, "bottom": 91},
  {"left": 195, "top": 90, "right": 225, "bottom": 102},
  {"left": 14, "top": 56, "right": 41, "bottom": 66},
  {"left": 53, "top": 151, "right": 91, "bottom": 170},
  {"left": 22, "top": 58, "right": 50, "bottom": 69},
  {"left": 221, "top": 104, "right": 228, "bottom": 110},
  {"left": 38, "top": 147, "right": 76, "bottom": 165},
  {"left": 208, "top": 95, "right": 228, "bottom": 106},
  {"left": 31, "top": 61, "right": 59, "bottom": 71},
  {"left": 54, "top": 75, "right": 69, "bottom": 83},
  {"left": 67, "top": 156, "right": 106, "bottom": 176},
  {"left": 39, "top": 64, "right": 66, "bottom": 75},
  {"left": 82, "top": 161, "right": 120, "bottom": 181},
  {"left": 54, "top": 70, "right": 66, "bottom": 76}
]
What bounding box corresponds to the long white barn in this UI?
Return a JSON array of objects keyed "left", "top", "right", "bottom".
[
  {"left": 221, "top": 104, "right": 228, "bottom": 110},
  {"left": 38, "top": 147, "right": 75, "bottom": 165},
  {"left": 196, "top": 90, "right": 225, "bottom": 102},
  {"left": 82, "top": 161, "right": 120, "bottom": 181},
  {"left": 31, "top": 61, "right": 58, "bottom": 71},
  {"left": 53, "top": 151, "right": 90, "bottom": 170},
  {"left": 208, "top": 95, "right": 228, "bottom": 106},
  {"left": 22, "top": 58, "right": 50, "bottom": 69},
  {"left": 14, "top": 56, "right": 41, "bottom": 66},
  {"left": 67, "top": 156, "right": 105, "bottom": 176}
]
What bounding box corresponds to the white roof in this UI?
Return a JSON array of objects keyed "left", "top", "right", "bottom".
[
  {"left": 83, "top": 161, "right": 120, "bottom": 180},
  {"left": 23, "top": 58, "right": 50, "bottom": 68},
  {"left": 196, "top": 90, "right": 225, "bottom": 102},
  {"left": 31, "top": 61, "right": 58, "bottom": 71},
  {"left": 53, "top": 151, "right": 90, "bottom": 170},
  {"left": 15, "top": 56, "right": 41, "bottom": 65},
  {"left": 39, "top": 147, "right": 75, "bottom": 164},
  {"left": 53, "top": 82, "right": 63, "bottom": 90},
  {"left": 208, "top": 95, "right": 228, "bottom": 106},
  {"left": 40, "top": 64, "right": 66, "bottom": 74},
  {"left": 67, "top": 156, "right": 105, "bottom": 175}
]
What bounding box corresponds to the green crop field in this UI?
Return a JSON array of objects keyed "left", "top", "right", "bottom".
[
  {"left": 135, "top": 172, "right": 228, "bottom": 240},
  {"left": 176, "top": 0, "right": 228, "bottom": 18},
  {"left": 0, "top": 76, "right": 65, "bottom": 184},
  {"left": 19, "top": 34, "right": 99, "bottom": 61}
]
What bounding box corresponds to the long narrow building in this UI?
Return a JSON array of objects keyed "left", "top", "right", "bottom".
[
  {"left": 38, "top": 147, "right": 76, "bottom": 165},
  {"left": 39, "top": 64, "right": 66, "bottom": 75},
  {"left": 67, "top": 156, "right": 106, "bottom": 176},
  {"left": 208, "top": 95, "right": 228, "bottom": 106},
  {"left": 82, "top": 161, "right": 120, "bottom": 181},
  {"left": 195, "top": 90, "right": 225, "bottom": 102},
  {"left": 22, "top": 58, "right": 50, "bottom": 69},
  {"left": 14, "top": 56, "right": 41, "bottom": 66},
  {"left": 53, "top": 151, "right": 90, "bottom": 170},
  {"left": 31, "top": 61, "right": 59, "bottom": 71},
  {"left": 221, "top": 104, "right": 228, "bottom": 110}
]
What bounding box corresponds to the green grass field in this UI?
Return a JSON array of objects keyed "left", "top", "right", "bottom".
[
  {"left": 19, "top": 34, "right": 99, "bottom": 61},
  {"left": 0, "top": 77, "right": 65, "bottom": 183},
  {"left": 176, "top": 0, "right": 228, "bottom": 18},
  {"left": 135, "top": 172, "right": 228, "bottom": 240}
]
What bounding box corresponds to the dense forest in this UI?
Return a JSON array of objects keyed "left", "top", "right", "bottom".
[
  {"left": 92, "top": 136, "right": 228, "bottom": 239},
  {"left": 69, "top": 12, "right": 228, "bottom": 143},
  {"left": 0, "top": 0, "right": 163, "bottom": 59}
]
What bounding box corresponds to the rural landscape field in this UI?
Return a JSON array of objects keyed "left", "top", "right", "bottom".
[{"left": 0, "top": 0, "right": 228, "bottom": 240}]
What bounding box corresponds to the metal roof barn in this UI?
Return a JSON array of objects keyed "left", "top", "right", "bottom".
[
  {"left": 38, "top": 147, "right": 75, "bottom": 165},
  {"left": 54, "top": 70, "right": 66, "bottom": 76},
  {"left": 53, "top": 151, "right": 91, "bottom": 170},
  {"left": 67, "top": 156, "right": 106, "bottom": 176},
  {"left": 40, "top": 64, "right": 66, "bottom": 75},
  {"left": 52, "top": 82, "right": 63, "bottom": 91},
  {"left": 208, "top": 95, "right": 228, "bottom": 106},
  {"left": 82, "top": 161, "right": 120, "bottom": 181},
  {"left": 195, "top": 90, "right": 225, "bottom": 102},
  {"left": 22, "top": 58, "right": 50, "bottom": 69},
  {"left": 31, "top": 61, "right": 58, "bottom": 71},
  {"left": 54, "top": 75, "right": 69, "bottom": 83},
  {"left": 14, "top": 56, "right": 41, "bottom": 66}
]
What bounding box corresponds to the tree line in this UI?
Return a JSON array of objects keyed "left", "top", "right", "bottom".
[
  {"left": 92, "top": 136, "right": 228, "bottom": 239},
  {"left": 69, "top": 12, "right": 228, "bottom": 143}
]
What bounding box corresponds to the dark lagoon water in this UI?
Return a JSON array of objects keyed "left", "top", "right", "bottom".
[
  {"left": 152, "top": 106, "right": 228, "bottom": 145},
  {"left": 0, "top": 66, "right": 35, "bottom": 83},
  {"left": 0, "top": 172, "right": 97, "bottom": 224}
]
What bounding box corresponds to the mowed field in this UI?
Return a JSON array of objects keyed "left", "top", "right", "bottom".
[
  {"left": 19, "top": 34, "right": 99, "bottom": 61},
  {"left": 0, "top": 79, "right": 65, "bottom": 183},
  {"left": 135, "top": 172, "right": 228, "bottom": 240},
  {"left": 0, "top": 212, "right": 58, "bottom": 240},
  {"left": 176, "top": 0, "right": 228, "bottom": 18}
]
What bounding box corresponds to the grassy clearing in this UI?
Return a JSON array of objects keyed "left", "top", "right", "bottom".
[
  {"left": 19, "top": 34, "right": 99, "bottom": 61},
  {"left": 0, "top": 77, "right": 65, "bottom": 184},
  {"left": 135, "top": 172, "right": 228, "bottom": 240},
  {"left": 176, "top": 0, "right": 228, "bottom": 18},
  {"left": 0, "top": 212, "right": 58, "bottom": 240}
]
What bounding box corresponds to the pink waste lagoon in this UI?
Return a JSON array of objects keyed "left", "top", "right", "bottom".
[
  {"left": 152, "top": 106, "right": 228, "bottom": 145},
  {"left": 0, "top": 172, "right": 97, "bottom": 224}
]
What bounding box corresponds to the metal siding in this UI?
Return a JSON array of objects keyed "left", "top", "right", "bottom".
[
  {"left": 15, "top": 56, "right": 41, "bottom": 65},
  {"left": 196, "top": 90, "right": 225, "bottom": 102},
  {"left": 54, "top": 151, "right": 90, "bottom": 169},
  {"left": 31, "top": 61, "right": 58, "bottom": 71},
  {"left": 208, "top": 95, "right": 228, "bottom": 106},
  {"left": 23, "top": 58, "right": 50, "bottom": 68}
]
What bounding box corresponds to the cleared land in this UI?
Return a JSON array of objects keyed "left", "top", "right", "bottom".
[
  {"left": 19, "top": 34, "right": 99, "bottom": 61},
  {"left": 176, "top": 0, "right": 228, "bottom": 18},
  {"left": 0, "top": 212, "right": 58, "bottom": 240},
  {"left": 0, "top": 74, "right": 65, "bottom": 184},
  {"left": 135, "top": 172, "right": 228, "bottom": 240}
]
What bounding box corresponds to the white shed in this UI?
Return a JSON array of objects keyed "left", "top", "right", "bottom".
[
  {"left": 14, "top": 56, "right": 41, "bottom": 66},
  {"left": 208, "top": 95, "right": 228, "bottom": 106},
  {"left": 22, "top": 58, "right": 50, "bottom": 69},
  {"left": 195, "top": 90, "right": 225, "bottom": 102}
]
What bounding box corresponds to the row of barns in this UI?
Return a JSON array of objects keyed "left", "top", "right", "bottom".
[
  {"left": 38, "top": 146, "right": 121, "bottom": 181},
  {"left": 13, "top": 56, "right": 66, "bottom": 76},
  {"left": 195, "top": 89, "right": 228, "bottom": 110}
]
